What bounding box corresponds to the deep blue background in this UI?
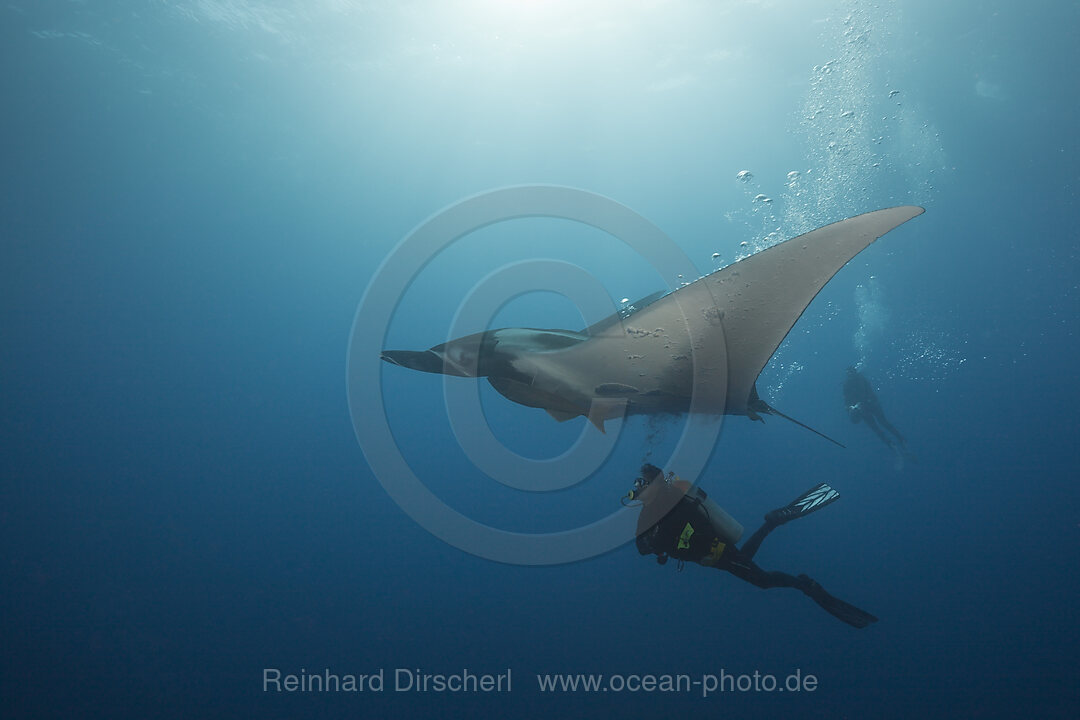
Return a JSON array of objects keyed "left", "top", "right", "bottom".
[{"left": 2, "top": 1, "right": 1078, "bottom": 718}]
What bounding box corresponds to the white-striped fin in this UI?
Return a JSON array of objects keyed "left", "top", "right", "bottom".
[{"left": 793, "top": 483, "right": 840, "bottom": 514}]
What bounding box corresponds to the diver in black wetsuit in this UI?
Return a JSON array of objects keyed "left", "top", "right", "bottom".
[
  {"left": 843, "top": 366, "right": 906, "bottom": 450},
  {"left": 630, "top": 464, "right": 877, "bottom": 629}
]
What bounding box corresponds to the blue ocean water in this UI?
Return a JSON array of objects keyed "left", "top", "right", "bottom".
[{"left": 2, "top": 1, "right": 1078, "bottom": 718}]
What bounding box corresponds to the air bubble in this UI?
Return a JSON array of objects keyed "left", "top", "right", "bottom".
[{"left": 736, "top": 170, "right": 753, "bottom": 182}]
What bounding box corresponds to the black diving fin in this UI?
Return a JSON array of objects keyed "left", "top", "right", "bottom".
[
  {"left": 798, "top": 575, "right": 879, "bottom": 629},
  {"left": 765, "top": 483, "right": 841, "bottom": 526}
]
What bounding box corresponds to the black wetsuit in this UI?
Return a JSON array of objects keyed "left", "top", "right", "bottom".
[
  {"left": 636, "top": 492, "right": 802, "bottom": 590},
  {"left": 635, "top": 481, "right": 877, "bottom": 628}
]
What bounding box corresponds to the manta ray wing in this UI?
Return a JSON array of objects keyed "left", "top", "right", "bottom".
[
  {"left": 381, "top": 206, "right": 925, "bottom": 437},
  {"left": 577, "top": 206, "right": 925, "bottom": 415}
]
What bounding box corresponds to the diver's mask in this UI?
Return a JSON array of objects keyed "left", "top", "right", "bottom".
[
  {"left": 623, "top": 469, "right": 674, "bottom": 504},
  {"left": 625, "top": 475, "right": 650, "bottom": 503}
]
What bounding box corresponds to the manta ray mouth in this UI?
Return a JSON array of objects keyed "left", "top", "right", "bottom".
[
  {"left": 380, "top": 350, "right": 452, "bottom": 375},
  {"left": 381, "top": 349, "right": 481, "bottom": 377}
]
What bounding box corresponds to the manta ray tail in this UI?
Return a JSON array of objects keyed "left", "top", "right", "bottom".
[
  {"left": 764, "top": 405, "right": 846, "bottom": 448},
  {"left": 747, "top": 385, "right": 845, "bottom": 448}
]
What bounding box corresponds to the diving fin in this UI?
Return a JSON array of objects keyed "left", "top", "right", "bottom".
[
  {"left": 765, "top": 483, "right": 840, "bottom": 526},
  {"left": 798, "top": 575, "right": 879, "bottom": 629}
]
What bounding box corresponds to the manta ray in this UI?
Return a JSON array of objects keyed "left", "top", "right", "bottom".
[{"left": 381, "top": 207, "right": 923, "bottom": 444}]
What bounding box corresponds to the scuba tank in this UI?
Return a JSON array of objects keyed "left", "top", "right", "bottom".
[
  {"left": 625, "top": 469, "right": 744, "bottom": 546},
  {"left": 686, "top": 485, "right": 744, "bottom": 545}
]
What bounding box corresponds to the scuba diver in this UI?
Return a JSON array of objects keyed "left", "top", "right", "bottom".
[
  {"left": 843, "top": 366, "right": 906, "bottom": 450},
  {"left": 628, "top": 464, "right": 878, "bottom": 629}
]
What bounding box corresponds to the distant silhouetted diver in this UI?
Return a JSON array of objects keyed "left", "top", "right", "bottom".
[{"left": 843, "top": 366, "right": 906, "bottom": 450}]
